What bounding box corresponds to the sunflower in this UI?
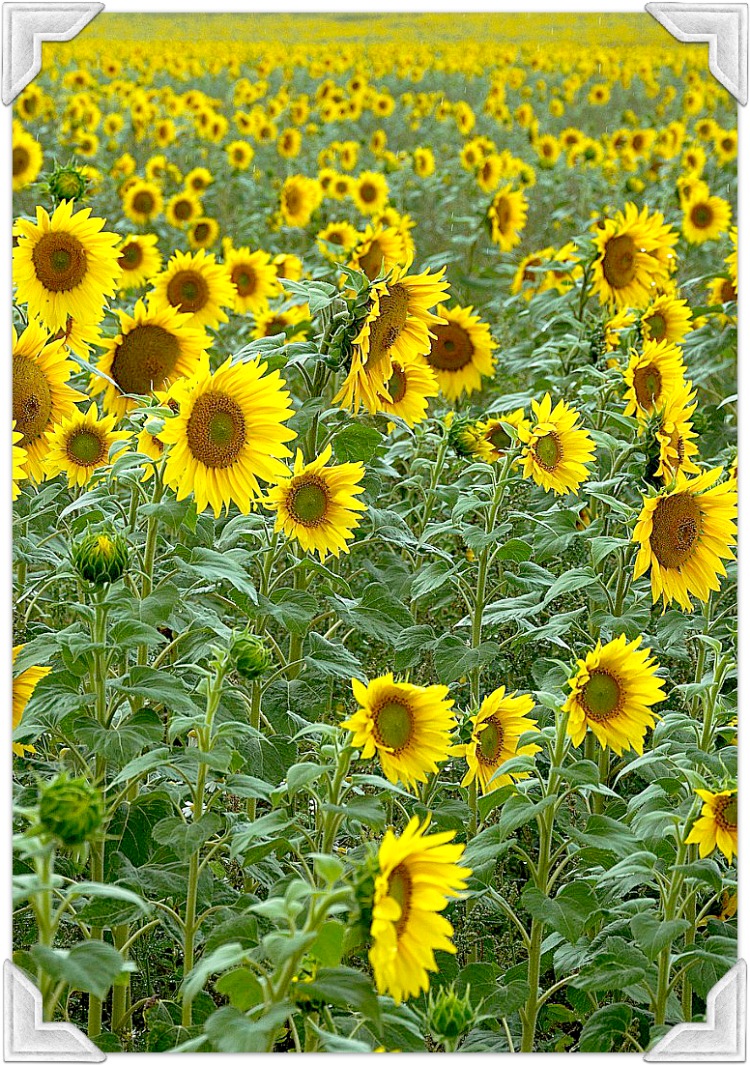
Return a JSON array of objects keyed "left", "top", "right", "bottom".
[
  {"left": 352, "top": 171, "right": 389, "bottom": 216},
  {"left": 160, "top": 357, "right": 296, "bottom": 517},
  {"left": 349, "top": 224, "right": 408, "bottom": 281},
  {"left": 413, "top": 147, "right": 435, "bottom": 177},
  {"left": 511, "top": 247, "right": 554, "bottom": 300},
  {"left": 622, "top": 339, "right": 686, "bottom": 420},
  {"left": 12, "top": 423, "right": 28, "bottom": 499},
  {"left": 13, "top": 320, "right": 83, "bottom": 480},
  {"left": 423, "top": 304, "right": 496, "bottom": 402},
  {"left": 184, "top": 166, "right": 213, "bottom": 193},
  {"left": 487, "top": 184, "right": 528, "bottom": 252},
  {"left": 369, "top": 816, "right": 471, "bottom": 1005},
  {"left": 13, "top": 200, "right": 121, "bottom": 332},
  {"left": 13, "top": 646, "right": 51, "bottom": 757},
  {"left": 335, "top": 263, "right": 449, "bottom": 414},
  {"left": 633, "top": 466, "right": 737, "bottom": 611},
  {"left": 591, "top": 203, "right": 677, "bottom": 309},
  {"left": 563, "top": 634, "right": 665, "bottom": 756},
  {"left": 188, "top": 218, "right": 220, "bottom": 251},
  {"left": 92, "top": 296, "right": 208, "bottom": 414},
  {"left": 265, "top": 444, "right": 366, "bottom": 558},
  {"left": 121, "top": 179, "right": 164, "bottom": 225},
  {"left": 280, "top": 175, "right": 322, "bottom": 227},
  {"left": 273, "top": 253, "right": 304, "bottom": 284},
  {"left": 652, "top": 382, "right": 701, "bottom": 482},
  {"left": 316, "top": 221, "right": 360, "bottom": 263},
  {"left": 118, "top": 233, "right": 163, "bottom": 290},
  {"left": 458, "top": 687, "right": 540, "bottom": 794},
  {"left": 714, "top": 129, "right": 737, "bottom": 165},
  {"left": 682, "top": 187, "right": 732, "bottom": 244},
  {"left": 686, "top": 789, "right": 737, "bottom": 862},
  {"left": 12, "top": 126, "right": 43, "bottom": 191},
  {"left": 226, "top": 140, "right": 255, "bottom": 170},
  {"left": 44, "top": 404, "right": 129, "bottom": 487},
  {"left": 640, "top": 294, "right": 692, "bottom": 345},
  {"left": 224, "top": 247, "right": 280, "bottom": 315},
  {"left": 151, "top": 249, "right": 235, "bottom": 329},
  {"left": 341, "top": 673, "right": 456, "bottom": 789},
  {"left": 379, "top": 355, "right": 438, "bottom": 428},
  {"left": 475, "top": 408, "right": 529, "bottom": 460},
  {"left": 165, "top": 190, "right": 203, "bottom": 230},
  {"left": 136, "top": 423, "right": 166, "bottom": 481},
  {"left": 518, "top": 393, "right": 595, "bottom": 495},
  {"left": 707, "top": 274, "right": 737, "bottom": 308},
  {"left": 252, "top": 303, "right": 310, "bottom": 342},
  {"left": 327, "top": 172, "right": 354, "bottom": 200}
]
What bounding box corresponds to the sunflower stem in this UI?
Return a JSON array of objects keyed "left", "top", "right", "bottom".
[{"left": 653, "top": 836, "right": 687, "bottom": 1026}]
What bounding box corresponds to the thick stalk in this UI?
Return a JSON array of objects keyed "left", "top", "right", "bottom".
[
  {"left": 653, "top": 838, "right": 687, "bottom": 1026},
  {"left": 246, "top": 680, "right": 262, "bottom": 820},
  {"left": 110, "top": 924, "right": 130, "bottom": 1033},
  {"left": 32, "top": 847, "right": 56, "bottom": 1020},
  {"left": 88, "top": 591, "right": 109, "bottom": 1039}
]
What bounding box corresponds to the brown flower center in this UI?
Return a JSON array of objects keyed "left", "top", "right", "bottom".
[
  {"left": 132, "top": 190, "right": 156, "bottom": 216},
  {"left": 493, "top": 196, "right": 512, "bottom": 232},
  {"left": 364, "top": 283, "right": 409, "bottom": 371},
  {"left": 32, "top": 232, "right": 88, "bottom": 292},
  {"left": 359, "top": 182, "right": 377, "bottom": 203},
  {"left": 186, "top": 391, "right": 246, "bottom": 468},
  {"left": 13, "top": 355, "right": 53, "bottom": 444},
  {"left": 633, "top": 362, "right": 662, "bottom": 412},
  {"left": 373, "top": 697, "right": 414, "bottom": 752},
  {"left": 602, "top": 233, "right": 637, "bottom": 290},
  {"left": 476, "top": 715, "right": 504, "bottom": 765},
  {"left": 427, "top": 322, "right": 474, "bottom": 372},
  {"left": 173, "top": 198, "right": 194, "bottom": 221},
  {"left": 644, "top": 312, "right": 666, "bottom": 341},
  {"left": 720, "top": 279, "right": 737, "bottom": 303},
  {"left": 690, "top": 203, "right": 713, "bottom": 230},
  {"left": 487, "top": 423, "right": 512, "bottom": 453},
  {"left": 231, "top": 264, "right": 257, "bottom": 297},
  {"left": 284, "top": 186, "right": 302, "bottom": 215},
  {"left": 715, "top": 794, "right": 737, "bottom": 830},
  {"left": 287, "top": 475, "right": 329, "bottom": 526},
  {"left": 388, "top": 864, "right": 413, "bottom": 937},
  {"left": 119, "top": 241, "right": 144, "bottom": 270},
  {"left": 649, "top": 491, "right": 702, "bottom": 569},
  {"left": 13, "top": 146, "right": 30, "bottom": 176},
  {"left": 533, "top": 431, "right": 562, "bottom": 471},
  {"left": 386, "top": 364, "right": 407, "bottom": 404},
  {"left": 166, "top": 269, "right": 210, "bottom": 313},
  {"left": 110, "top": 324, "right": 181, "bottom": 396}
]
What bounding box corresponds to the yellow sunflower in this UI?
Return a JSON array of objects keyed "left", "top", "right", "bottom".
[
  {"left": 633, "top": 466, "right": 737, "bottom": 611},
  {"left": 511, "top": 247, "right": 555, "bottom": 300},
  {"left": 225, "top": 140, "right": 255, "bottom": 170},
  {"left": 273, "top": 253, "right": 304, "bottom": 284},
  {"left": 13, "top": 320, "right": 83, "bottom": 480},
  {"left": 188, "top": 218, "right": 221, "bottom": 251},
  {"left": 265, "top": 444, "right": 366, "bottom": 559},
  {"left": 12, "top": 422, "right": 28, "bottom": 499},
  {"left": 118, "top": 233, "right": 163, "bottom": 291},
  {"left": 160, "top": 357, "right": 296, "bottom": 517},
  {"left": 682, "top": 187, "right": 732, "bottom": 244},
  {"left": 563, "top": 634, "right": 666, "bottom": 756},
  {"left": 369, "top": 816, "right": 471, "bottom": 1005},
  {"left": 518, "top": 393, "right": 595, "bottom": 495},
  {"left": 425, "top": 304, "right": 496, "bottom": 402},
  {"left": 151, "top": 249, "right": 236, "bottom": 329},
  {"left": 352, "top": 171, "right": 389, "bottom": 216},
  {"left": 458, "top": 687, "right": 540, "bottom": 794},
  {"left": 44, "top": 404, "right": 129, "bottom": 487},
  {"left": 91, "top": 298, "right": 210, "bottom": 418},
  {"left": 136, "top": 423, "right": 166, "bottom": 481},
  {"left": 13, "top": 126, "right": 43, "bottom": 191},
  {"left": 487, "top": 184, "right": 528, "bottom": 252},
  {"left": 13, "top": 646, "right": 51, "bottom": 757},
  {"left": 335, "top": 263, "right": 449, "bottom": 414},
  {"left": 640, "top": 294, "right": 692, "bottom": 345},
  {"left": 686, "top": 789, "right": 737, "bottom": 862},
  {"left": 379, "top": 355, "right": 438, "bottom": 428},
  {"left": 653, "top": 382, "right": 701, "bottom": 482},
  {"left": 317, "top": 221, "right": 360, "bottom": 263},
  {"left": 224, "top": 247, "right": 280, "bottom": 315},
  {"left": 13, "top": 200, "right": 121, "bottom": 332},
  {"left": 341, "top": 673, "right": 456, "bottom": 789},
  {"left": 475, "top": 408, "right": 529, "bottom": 460},
  {"left": 252, "top": 303, "right": 310, "bottom": 342},
  {"left": 280, "top": 175, "right": 322, "bottom": 227},
  {"left": 185, "top": 166, "right": 213, "bottom": 193},
  {"left": 121, "top": 179, "right": 164, "bottom": 225},
  {"left": 622, "top": 339, "right": 686, "bottom": 420},
  {"left": 165, "top": 190, "right": 203, "bottom": 230},
  {"left": 349, "top": 224, "right": 409, "bottom": 282},
  {"left": 591, "top": 203, "right": 677, "bottom": 309}
]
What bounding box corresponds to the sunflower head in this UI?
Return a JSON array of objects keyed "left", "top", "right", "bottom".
[
  {"left": 39, "top": 773, "right": 104, "bottom": 847},
  {"left": 686, "top": 788, "right": 737, "bottom": 862},
  {"left": 45, "top": 164, "right": 90, "bottom": 205},
  {"left": 519, "top": 393, "right": 595, "bottom": 495}
]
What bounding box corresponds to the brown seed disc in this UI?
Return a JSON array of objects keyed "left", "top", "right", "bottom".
[
  {"left": 649, "top": 491, "right": 702, "bottom": 569},
  {"left": 427, "top": 322, "right": 474, "bottom": 372},
  {"left": 13, "top": 355, "right": 53, "bottom": 443},
  {"left": 110, "top": 324, "right": 181, "bottom": 395},
  {"left": 601, "top": 233, "right": 637, "bottom": 289},
  {"left": 186, "top": 390, "right": 247, "bottom": 468},
  {"left": 166, "top": 269, "right": 210, "bottom": 313},
  {"left": 31, "top": 232, "right": 88, "bottom": 292},
  {"left": 364, "top": 283, "right": 410, "bottom": 371}
]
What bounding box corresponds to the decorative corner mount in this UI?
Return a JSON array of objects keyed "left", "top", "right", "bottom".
[
  {"left": 646, "top": 3, "right": 748, "bottom": 104},
  {"left": 2, "top": 2, "right": 104, "bottom": 106},
  {"left": 644, "top": 959, "right": 746, "bottom": 1061},
  {"left": 4, "top": 961, "right": 106, "bottom": 1061}
]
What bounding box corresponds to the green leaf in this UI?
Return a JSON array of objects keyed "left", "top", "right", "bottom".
[
  {"left": 295, "top": 966, "right": 381, "bottom": 1025},
  {"left": 433, "top": 634, "right": 498, "bottom": 684},
  {"left": 630, "top": 913, "right": 690, "bottom": 961},
  {"left": 286, "top": 763, "right": 327, "bottom": 797},
  {"left": 332, "top": 423, "right": 382, "bottom": 462},
  {"left": 182, "top": 547, "right": 258, "bottom": 604},
  {"left": 181, "top": 942, "right": 249, "bottom": 1007},
  {"left": 541, "top": 567, "right": 597, "bottom": 608},
  {"left": 522, "top": 882, "right": 598, "bottom": 943},
  {"left": 71, "top": 709, "right": 164, "bottom": 766},
  {"left": 31, "top": 941, "right": 134, "bottom": 999},
  {"left": 306, "top": 633, "right": 365, "bottom": 680},
  {"left": 262, "top": 588, "right": 319, "bottom": 636},
  {"left": 204, "top": 1004, "right": 293, "bottom": 1053},
  {"left": 310, "top": 921, "right": 346, "bottom": 967},
  {"left": 111, "top": 667, "right": 199, "bottom": 716},
  {"left": 573, "top": 938, "right": 650, "bottom": 992},
  {"left": 578, "top": 1003, "right": 633, "bottom": 1051},
  {"left": 152, "top": 812, "right": 223, "bottom": 856},
  {"left": 214, "top": 968, "right": 264, "bottom": 1011},
  {"left": 496, "top": 538, "right": 533, "bottom": 563}
]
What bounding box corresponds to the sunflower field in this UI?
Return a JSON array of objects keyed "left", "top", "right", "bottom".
[{"left": 11, "top": 11, "right": 738, "bottom": 1054}]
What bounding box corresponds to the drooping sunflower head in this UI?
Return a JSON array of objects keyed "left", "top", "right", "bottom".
[
  {"left": 475, "top": 408, "right": 529, "bottom": 461},
  {"left": 633, "top": 466, "right": 737, "bottom": 611},
  {"left": 487, "top": 184, "right": 528, "bottom": 251},
  {"left": 622, "top": 339, "right": 686, "bottom": 421},
  {"left": 118, "top": 233, "right": 163, "bottom": 291},
  {"left": 379, "top": 355, "right": 438, "bottom": 428},
  {"left": 265, "top": 444, "right": 367, "bottom": 559},
  {"left": 159, "top": 356, "right": 296, "bottom": 517},
  {"left": 686, "top": 789, "right": 737, "bottom": 862},
  {"left": 91, "top": 297, "right": 211, "bottom": 418},
  {"left": 563, "top": 634, "right": 666, "bottom": 756},
  {"left": 649, "top": 380, "right": 701, "bottom": 484},
  {"left": 341, "top": 673, "right": 456, "bottom": 790},
  {"left": 425, "top": 304, "right": 497, "bottom": 402},
  {"left": 459, "top": 687, "right": 541, "bottom": 794},
  {"left": 369, "top": 816, "right": 471, "bottom": 1005},
  {"left": 518, "top": 392, "right": 595, "bottom": 495},
  {"left": 640, "top": 294, "right": 693, "bottom": 345},
  {"left": 591, "top": 202, "right": 676, "bottom": 310},
  {"left": 13, "top": 199, "right": 122, "bottom": 332},
  {"left": 44, "top": 403, "right": 129, "bottom": 487}
]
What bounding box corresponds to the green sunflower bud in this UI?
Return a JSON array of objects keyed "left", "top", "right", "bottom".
[
  {"left": 45, "top": 165, "right": 89, "bottom": 205},
  {"left": 427, "top": 984, "right": 478, "bottom": 1049},
  {"left": 39, "top": 774, "right": 103, "bottom": 846},
  {"left": 230, "top": 632, "right": 272, "bottom": 682},
  {"left": 72, "top": 529, "right": 129, "bottom": 586},
  {"left": 448, "top": 416, "right": 490, "bottom": 461}
]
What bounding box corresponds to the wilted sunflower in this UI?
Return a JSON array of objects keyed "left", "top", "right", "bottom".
[
  {"left": 369, "top": 816, "right": 471, "bottom": 1005},
  {"left": 519, "top": 393, "right": 595, "bottom": 495},
  {"left": 379, "top": 355, "right": 438, "bottom": 428},
  {"left": 335, "top": 263, "right": 449, "bottom": 414},
  {"left": 475, "top": 408, "right": 528, "bottom": 460},
  {"left": 487, "top": 184, "right": 528, "bottom": 251},
  {"left": 348, "top": 224, "right": 407, "bottom": 280},
  {"left": 224, "top": 246, "right": 280, "bottom": 314},
  {"left": 91, "top": 298, "right": 210, "bottom": 418},
  {"left": 686, "top": 789, "right": 737, "bottom": 862},
  {"left": 13, "top": 200, "right": 121, "bottom": 332},
  {"left": 682, "top": 187, "right": 732, "bottom": 244},
  {"left": 316, "top": 221, "right": 360, "bottom": 263},
  {"left": 121, "top": 179, "right": 164, "bottom": 225},
  {"left": 563, "top": 634, "right": 666, "bottom": 756},
  {"left": 652, "top": 381, "right": 701, "bottom": 482},
  {"left": 12, "top": 423, "right": 28, "bottom": 499},
  {"left": 13, "top": 646, "right": 51, "bottom": 757},
  {"left": 352, "top": 170, "right": 389, "bottom": 215},
  {"left": 633, "top": 466, "right": 737, "bottom": 611},
  {"left": 118, "top": 234, "right": 163, "bottom": 291},
  {"left": 640, "top": 294, "right": 692, "bottom": 345},
  {"left": 160, "top": 357, "right": 296, "bottom": 517},
  {"left": 425, "top": 304, "right": 496, "bottom": 401},
  {"left": 591, "top": 202, "right": 676, "bottom": 309},
  {"left": 12, "top": 125, "right": 43, "bottom": 191},
  {"left": 280, "top": 174, "right": 322, "bottom": 227},
  {"left": 44, "top": 404, "right": 129, "bottom": 487},
  {"left": 151, "top": 249, "right": 235, "bottom": 329},
  {"left": 265, "top": 444, "right": 366, "bottom": 558},
  {"left": 622, "top": 339, "right": 686, "bottom": 420},
  {"left": 13, "top": 320, "right": 83, "bottom": 480},
  {"left": 342, "top": 673, "right": 456, "bottom": 789},
  {"left": 458, "top": 687, "right": 541, "bottom": 794}
]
